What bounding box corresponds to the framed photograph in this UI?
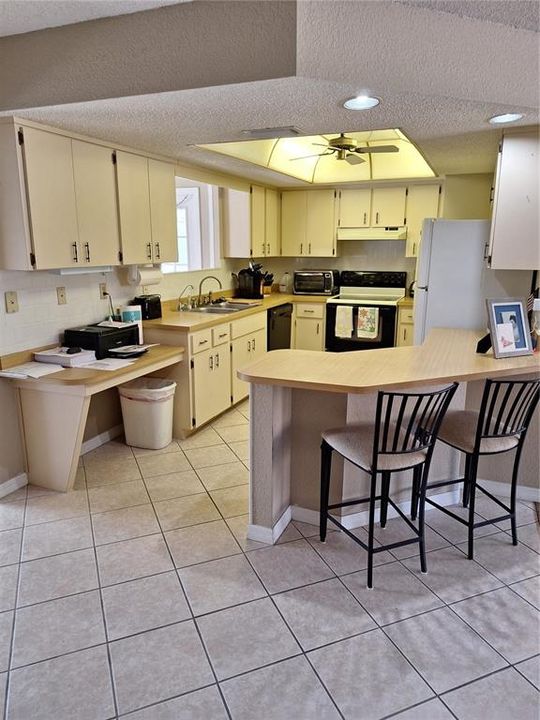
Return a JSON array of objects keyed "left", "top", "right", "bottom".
[{"left": 486, "top": 298, "right": 533, "bottom": 359}]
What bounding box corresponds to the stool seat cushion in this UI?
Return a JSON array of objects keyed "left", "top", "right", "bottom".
[
  {"left": 322, "top": 423, "right": 427, "bottom": 471},
  {"left": 439, "top": 410, "right": 520, "bottom": 454}
]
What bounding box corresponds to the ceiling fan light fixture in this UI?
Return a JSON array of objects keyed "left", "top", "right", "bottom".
[
  {"left": 343, "top": 95, "right": 380, "bottom": 110},
  {"left": 488, "top": 113, "right": 524, "bottom": 125}
]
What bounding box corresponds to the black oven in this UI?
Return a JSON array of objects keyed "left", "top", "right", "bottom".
[{"left": 325, "top": 303, "right": 398, "bottom": 352}]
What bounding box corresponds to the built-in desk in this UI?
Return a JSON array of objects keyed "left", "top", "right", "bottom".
[
  {"left": 238, "top": 329, "right": 540, "bottom": 543},
  {"left": 1, "top": 346, "right": 183, "bottom": 492}
]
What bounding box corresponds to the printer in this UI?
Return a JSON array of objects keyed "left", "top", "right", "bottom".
[{"left": 63, "top": 324, "right": 139, "bottom": 360}]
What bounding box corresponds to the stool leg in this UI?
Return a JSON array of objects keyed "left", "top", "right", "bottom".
[
  {"left": 467, "top": 454, "right": 479, "bottom": 560},
  {"left": 367, "top": 471, "right": 377, "bottom": 589},
  {"left": 380, "top": 471, "right": 391, "bottom": 528},
  {"left": 411, "top": 465, "right": 421, "bottom": 521},
  {"left": 509, "top": 445, "right": 524, "bottom": 547},
  {"left": 319, "top": 441, "right": 332, "bottom": 543},
  {"left": 417, "top": 465, "right": 428, "bottom": 573},
  {"left": 463, "top": 454, "right": 471, "bottom": 508}
]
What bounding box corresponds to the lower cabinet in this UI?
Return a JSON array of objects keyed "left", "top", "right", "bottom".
[
  {"left": 192, "top": 345, "right": 231, "bottom": 427},
  {"left": 396, "top": 305, "right": 414, "bottom": 347},
  {"left": 231, "top": 314, "right": 267, "bottom": 403},
  {"left": 292, "top": 303, "right": 326, "bottom": 351}
]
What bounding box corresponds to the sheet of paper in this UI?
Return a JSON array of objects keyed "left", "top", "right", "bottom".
[
  {"left": 79, "top": 358, "right": 136, "bottom": 371},
  {"left": 0, "top": 362, "right": 62, "bottom": 379}
]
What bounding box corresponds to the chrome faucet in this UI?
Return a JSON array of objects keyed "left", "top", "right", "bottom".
[
  {"left": 177, "top": 284, "right": 195, "bottom": 311},
  {"left": 198, "top": 275, "right": 222, "bottom": 306}
]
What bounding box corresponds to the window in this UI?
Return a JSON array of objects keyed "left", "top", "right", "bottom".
[{"left": 162, "top": 177, "right": 220, "bottom": 273}]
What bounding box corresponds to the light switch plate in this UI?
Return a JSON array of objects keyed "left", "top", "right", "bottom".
[
  {"left": 99, "top": 282, "right": 108, "bottom": 300},
  {"left": 4, "top": 291, "right": 19, "bottom": 314},
  {"left": 56, "top": 286, "right": 67, "bottom": 305}
]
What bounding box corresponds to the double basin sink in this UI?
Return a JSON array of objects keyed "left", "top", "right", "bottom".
[{"left": 186, "top": 301, "right": 256, "bottom": 314}]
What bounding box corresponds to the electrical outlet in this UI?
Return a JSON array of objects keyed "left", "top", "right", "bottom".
[
  {"left": 56, "top": 286, "right": 67, "bottom": 305},
  {"left": 99, "top": 282, "right": 108, "bottom": 300},
  {"left": 4, "top": 291, "right": 19, "bottom": 314}
]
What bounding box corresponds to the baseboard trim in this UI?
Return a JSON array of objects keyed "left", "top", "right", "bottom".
[
  {"left": 248, "top": 506, "right": 292, "bottom": 544},
  {"left": 81, "top": 424, "right": 123, "bottom": 455},
  {"left": 477, "top": 478, "right": 540, "bottom": 504},
  {"left": 0, "top": 472, "right": 28, "bottom": 499}
]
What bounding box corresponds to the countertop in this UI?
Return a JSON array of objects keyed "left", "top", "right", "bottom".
[{"left": 237, "top": 328, "right": 540, "bottom": 394}]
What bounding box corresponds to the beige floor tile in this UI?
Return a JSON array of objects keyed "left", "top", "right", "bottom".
[
  {"left": 0, "top": 564, "right": 18, "bottom": 612},
  {"left": 154, "top": 493, "right": 220, "bottom": 531},
  {"left": 73, "top": 466, "right": 86, "bottom": 490},
  {"left": 92, "top": 504, "right": 160, "bottom": 545},
  {"left": 143, "top": 469, "right": 205, "bottom": 502},
  {"left": 88, "top": 479, "right": 149, "bottom": 514},
  {"left": 125, "top": 686, "right": 228, "bottom": 720},
  {"left": 225, "top": 515, "right": 270, "bottom": 552},
  {"left": 474, "top": 496, "right": 538, "bottom": 531},
  {"left": 166, "top": 519, "right": 241, "bottom": 568},
  {"left": 215, "top": 424, "right": 249, "bottom": 443},
  {"left": 457, "top": 532, "right": 540, "bottom": 584},
  {"left": 426, "top": 503, "right": 499, "bottom": 544},
  {"left": 211, "top": 409, "right": 249, "bottom": 428},
  {"left": 221, "top": 656, "right": 341, "bottom": 720},
  {"left": 184, "top": 444, "right": 238, "bottom": 469},
  {"left": 17, "top": 549, "right": 98, "bottom": 607},
  {"left": 102, "top": 572, "right": 190, "bottom": 640},
  {"left": 179, "top": 554, "right": 266, "bottom": 615},
  {"left": 131, "top": 440, "right": 180, "bottom": 457},
  {"left": 22, "top": 516, "right": 93, "bottom": 561},
  {"left": 197, "top": 597, "right": 300, "bottom": 680},
  {"left": 196, "top": 461, "right": 249, "bottom": 491},
  {"left": 0, "top": 528, "right": 22, "bottom": 567},
  {"left": 110, "top": 621, "right": 214, "bottom": 715},
  {"left": 85, "top": 457, "right": 142, "bottom": 488},
  {"left": 177, "top": 427, "right": 225, "bottom": 450},
  {"left": 136, "top": 449, "right": 191, "bottom": 477},
  {"left": 509, "top": 575, "right": 540, "bottom": 609},
  {"left": 1, "top": 487, "right": 27, "bottom": 503},
  {"left": 96, "top": 534, "right": 173, "bottom": 587},
  {"left": 11, "top": 590, "right": 105, "bottom": 668},
  {"left": 515, "top": 656, "right": 540, "bottom": 690},
  {"left": 309, "top": 529, "right": 394, "bottom": 576},
  {"left": 392, "top": 699, "right": 455, "bottom": 720},
  {"left": 293, "top": 520, "right": 336, "bottom": 538},
  {"left": 7, "top": 645, "right": 115, "bottom": 720},
  {"left": 0, "top": 499, "right": 24, "bottom": 531},
  {"left": 511, "top": 522, "right": 540, "bottom": 553},
  {"left": 0, "top": 611, "right": 13, "bottom": 673},
  {"left": 371, "top": 516, "right": 449, "bottom": 560},
  {"left": 83, "top": 439, "right": 132, "bottom": 463},
  {"left": 209, "top": 485, "right": 249, "bottom": 518},
  {"left": 25, "top": 490, "right": 89, "bottom": 526},
  {"left": 228, "top": 440, "right": 249, "bottom": 462}
]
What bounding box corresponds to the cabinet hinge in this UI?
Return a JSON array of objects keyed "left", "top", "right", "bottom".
[
  {"left": 438, "top": 186, "right": 442, "bottom": 195},
  {"left": 250, "top": 186, "right": 253, "bottom": 194},
  {"left": 29, "top": 252, "right": 36, "bottom": 267},
  {"left": 404, "top": 217, "right": 407, "bottom": 225},
  {"left": 192, "top": 418, "right": 196, "bottom": 427},
  {"left": 118, "top": 250, "right": 123, "bottom": 263},
  {"left": 190, "top": 359, "right": 194, "bottom": 369},
  {"left": 17, "top": 129, "right": 24, "bottom": 145},
  {"left": 231, "top": 395, "right": 234, "bottom": 403},
  {"left": 334, "top": 190, "right": 337, "bottom": 198},
  {"left": 230, "top": 344, "right": 233, "bottom": 353},
  {"left": 111, "top": 151, "right": 117, "bottom": 165},
  {"left": 405, "top": 188, "right": 408, "bottom": 196},
  {"left": 332, "top": 248, "right": 335, "bottom": 255}
]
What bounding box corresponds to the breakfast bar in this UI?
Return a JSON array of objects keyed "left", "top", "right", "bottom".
[{"left": 238, "top": 328, "right": 540, "bottom": 544}]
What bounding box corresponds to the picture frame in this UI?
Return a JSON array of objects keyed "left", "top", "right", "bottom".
[{"left": 486, "top": 298, "right": 533, "bottom": 359}]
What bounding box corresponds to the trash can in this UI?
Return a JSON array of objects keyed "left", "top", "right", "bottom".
[{"left": 119, "top": 378, "right": 177, "bottom": 449}]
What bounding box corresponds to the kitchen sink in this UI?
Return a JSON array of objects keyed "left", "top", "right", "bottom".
[{"left": 190, "top": 302, "right": 250, "bottom": 314}]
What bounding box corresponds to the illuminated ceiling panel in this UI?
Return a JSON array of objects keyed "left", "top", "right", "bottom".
[{"left": 197, "top": 129, "right": 435, "bottom": 183}]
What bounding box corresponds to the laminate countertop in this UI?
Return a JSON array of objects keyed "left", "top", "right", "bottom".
[{"left": 238, "top": 328, "right": 540, "bottom": 394}]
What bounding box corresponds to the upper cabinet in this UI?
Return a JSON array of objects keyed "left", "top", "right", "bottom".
[
  {"left": 281, "top": 189, "right": 337, "bottom": 257},
  {"left": 488, "top": 130, "right": 539, "bottom": 270},
  {"left": 222, "top": 185, "right": 281, "bottom": 258},
  {"left": 371, "top": 187, "right": 407, "bottom": 227},
  {"left": 338, "top": 188, "right": 371, "bottom": 227},
  {"left": 404, "top": 184, "right": 441, "bottom": 258},
  {"left": 264, "top": 187, "right": 280, "bottom": 256}
]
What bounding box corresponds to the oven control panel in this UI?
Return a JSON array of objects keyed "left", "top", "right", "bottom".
[{"left": 340, "top": 271, "right": 407, "bottom": 289}]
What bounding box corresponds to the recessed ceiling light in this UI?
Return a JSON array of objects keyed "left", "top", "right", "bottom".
[
  {"left": 343, "top": 95, "right": 380, "bottom": 111},
  {"left": 488, "top": 113, "right": 524, "bottom": 125}
]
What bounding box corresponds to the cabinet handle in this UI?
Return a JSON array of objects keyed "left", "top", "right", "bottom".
[
  {"left": 304, "top": 309, "right": 314, "bottom": 313},
  {"left": 413, "top": 242, "right": 416, "bottom": 255},
  {"left": 146, "top": 242, "right": 152, "bottom": 260},
  {"left": 262, "top": 243, "right": 266, "bottom": 255},
  {"left": 308, "top": 243, "right": 311, "bottom": 254},
  {"left": 252, "top": 337, "right": 256, "bottom": 351},
  {"left": 248, "top": 340, "right": 251, "bottom": 352},
  {"left": 300, "top": 243, "right": 303, "bottom": 255},
  {"left": 375, "top": 212, "right": 379, "bottom": 224},
  {"left": 483, "top": 243, "right": 490, "bottom": 260},
  {"left": 404, "top": 327, "right": 407, "bottom": 341},
  {"left": 199, "top": 339, "right": 208, "bottom": 346},
  {"left": 72, "top": 242, "right": 79, "bottom": 263},
  {"left": 209, "top": 355, "right": 214, "bottom": 370},
  {"left": 316, "top": 323, "right": 320, "bottom": 335},
  {"left": 267, "top": 243, "right": 270, "bottom": 255},
  {"left": 363, "top": 212, "right": 367, "bottom": 225},
  {"left": 155, "top": 242, "right": 161, "bottom": 260},
  {"left": 218, "top": 333, "right": 227, "bottom": 339},
  {"left": 215, "top": 353, "right": 219, "bottom": 368},
  {"left": 84, "top": 242, "right": 90, "bottom": 262}
]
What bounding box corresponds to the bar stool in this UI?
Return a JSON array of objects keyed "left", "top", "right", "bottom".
[
  {"left": 320, "top": 383, "right": 458, "bottom": 588},
  {"left": 414, "top": 378, "right": 540, "bottom": 560}
]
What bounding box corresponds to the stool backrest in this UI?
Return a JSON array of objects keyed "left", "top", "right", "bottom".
[
  {"left": 373, "top": 383, "right": 458, "bottom": 470},
  {"left": 475, "top": 378, "right": 540, "bottom": 450}
]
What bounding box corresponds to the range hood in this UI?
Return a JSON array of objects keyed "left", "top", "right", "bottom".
[{"left": 337, "top": 227, "right": 408, "bottom": 241}]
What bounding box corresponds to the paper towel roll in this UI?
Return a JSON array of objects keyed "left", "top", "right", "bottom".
[
  {"left": 128, "top": 266, "right": 163, "bottom": 286},
  {"left": 121, "top": 305, "right": 143, "bottom": 344}
]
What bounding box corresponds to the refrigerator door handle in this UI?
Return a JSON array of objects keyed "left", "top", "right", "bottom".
[{"left": 417, "top": 285, "right": 428, "bottom": 290}]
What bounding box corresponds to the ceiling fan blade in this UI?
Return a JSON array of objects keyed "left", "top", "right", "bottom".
[
  {"left": 311, "top": 143, "right": 331, "bottom": 148},
  {"left": 289, "top": 151, "right": 335, "bottom": 161},
  {"left": 355, "top": 145, "right": 399, "bottom": 154},
  {"left": 345, "top": 153, "right": 366, "bottom": 165}
]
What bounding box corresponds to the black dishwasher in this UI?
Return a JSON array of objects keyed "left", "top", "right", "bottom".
[{"left": 267, "top": 304, "right": 292, "bottom": 350}]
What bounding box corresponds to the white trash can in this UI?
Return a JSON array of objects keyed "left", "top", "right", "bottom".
[{"left": 119, "top": 378, "right": 177, "bottom": 449}]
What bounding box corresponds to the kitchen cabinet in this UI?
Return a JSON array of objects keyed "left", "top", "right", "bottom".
[
  {"left": 405, "top": 184, "right": 441, "bottom": 258},
  {"left": 148, "top": 159, "right": 178, "bottom": 263},
  {"left": 371, "top": 187, "right": 406, "bottom": 227},
  {"left": 281, "top": 190, "right": 337, "bottom": 257},
  {"left": 264, "top": 188, "right": 280, "bottom": 256},
  {"left": 222, "top": 185, "right": 281, "bottom": 258},
  {"left": 293, "top": 303, "right": 326, "bottom": 351},
  {"left": 338, "top": 188, "right": 371, "bottom": 227},
  {"left": 396, "top": 305, "right": 414, "bottom": 347},
  {"left": 231, "top": 312, "right": 267, "bottom": 403},
  {"left": 190, "top": 324, "right": 231, "bottom": 427},
  {"left": 488, "top": 130, "right": 539, "bottom": 270},
  {"left": 251, "top": 184, "right": 266, "bottom": 257}
]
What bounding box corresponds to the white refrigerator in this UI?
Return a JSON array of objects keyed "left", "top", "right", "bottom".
[{"left": 414, "top": 219, "right": 532, "bottom": 344}]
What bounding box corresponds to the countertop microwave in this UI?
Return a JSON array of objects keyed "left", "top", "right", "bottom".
[{"left": 293, "top": 270, "right": 340, "bottom": 296}]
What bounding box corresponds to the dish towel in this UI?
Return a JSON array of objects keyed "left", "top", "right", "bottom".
[
  {"left": 356, "top": 306, "right": 379, "bottom": 339},
  {"left": 335, "top": 306, "right": 354, "bottom": 338}
]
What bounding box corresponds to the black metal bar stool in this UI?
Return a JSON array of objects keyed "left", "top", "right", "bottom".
[
  {"left": 320, "top": 383, "right": 458, "bottom": 588},
  {"left": 414, "top": 377, "right": 540, "bottom": 560}
]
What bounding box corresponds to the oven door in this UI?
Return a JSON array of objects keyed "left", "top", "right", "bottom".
[{"left": 325, "top": 303, "right": 397, "bottom": 352}]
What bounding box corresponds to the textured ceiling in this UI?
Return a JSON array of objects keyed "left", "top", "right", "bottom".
[
  {"left": 0, "top": 0, "right": 187, "bottom": 37},
  {"left": 1, "top": 0, "right": 538, "bottom": 186},
  {"left": 398, "top": 1, "right": 540, "bottom": 31}
]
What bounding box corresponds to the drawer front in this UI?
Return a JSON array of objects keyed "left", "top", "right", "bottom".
[
  {"left": 399, "top": 307, "right": 414, "bottom": 324},
  {"left": 190, "top": 328, "right": 212, "bottom": 354},
  {"left": 231, "top": 311, "right": 266, "bottom": 339},
  {"left": 212, "top": 323, "right": 230, "bottom": 347},
  {"left": 295, "top": 303, "right": 324, "bottom": 319}
]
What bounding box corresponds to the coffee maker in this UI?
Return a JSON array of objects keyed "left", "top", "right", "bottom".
[{"left": 234, "top": 264, "right": 264, "bottom": 299}]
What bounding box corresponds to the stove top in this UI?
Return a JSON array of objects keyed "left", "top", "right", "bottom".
[{"left": 328, "top": 270, "right": 407, "bottom": 306}]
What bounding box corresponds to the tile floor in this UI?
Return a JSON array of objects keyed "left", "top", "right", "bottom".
[{"left": 0, "top": 398, "right": 539, "bottom": 719}]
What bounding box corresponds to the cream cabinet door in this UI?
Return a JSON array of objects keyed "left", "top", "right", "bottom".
[
  {"left": 306, "top": 189, "right": 337, "bottom": 257},
  {"left": 222, "top": 188, "right": 251, "bottom": 258},
  {"left": 281, "top": 191, "right": 306, "bottom": 256},
  {"left": 192, "top": 346, "right": 231, "bottom": 427},
  {"left": 264, "top": 188, "right": 280, "bottom": 256},
  {"left": 251, "top": 185, "right": 266, "bottom": 258},
  {"left": 294, "top": 317, "right": 325, "bottom": 350},
  {"left": 22, "top": 127, "right": 79, "bottom": 269},
  {"left": 371, "top": 187, "right": 407, "bottom": 227},
  {"left": 231, "top": 327, "right": 267, "bottom": 404},
  {"left": 72, "top": 140, "right": 120, "bottom": 266},
  {"left": 338, "top": 188, "right": 371, "bottom": 227},
  {"left": 405, "top": 184, "right": 440, "bottom": 258},
  {"left": 116, "top": 151, "right": 153, "bottom": 265},
  {"left": 396, "top": 322, "right": 414, "bottom": 346},
  {"left": 148, "top": 159, "right": 177, "bottom": 263}
]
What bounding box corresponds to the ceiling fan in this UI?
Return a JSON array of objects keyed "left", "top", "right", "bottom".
[{"left": 290, "top": 133, "right": 399, "bottom": 165}]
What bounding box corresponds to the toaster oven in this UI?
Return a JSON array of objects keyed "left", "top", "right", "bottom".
[{"left": 293, "top": 270, "right": 339, "bottom": 296}]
